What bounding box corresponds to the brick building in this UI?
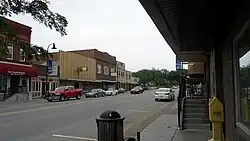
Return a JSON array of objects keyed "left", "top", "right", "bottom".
[{"left": 0, "top": 17, "right": 37, "bottom": 101}]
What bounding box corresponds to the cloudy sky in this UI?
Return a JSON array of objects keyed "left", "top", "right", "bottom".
[{"left": 8, "top": 0, "right": 176, "bottom": 72}]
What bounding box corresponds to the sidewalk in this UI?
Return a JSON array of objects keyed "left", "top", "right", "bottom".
[
  {"left": 140, "top": 114, "right": 211, "bottom": 141},
  {"left": 0, "top": 98, "right": 46, "bottom": 108}
]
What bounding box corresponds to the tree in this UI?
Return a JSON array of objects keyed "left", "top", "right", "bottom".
[
  {"left": 240, "top": 65, "right": 250, "bottom": 88},
  {"left": 0, "top": 0, "right": 68, "bottom": 36},
  {"left": 0, "top": 0, "right": 68, "bottom": 61},
  {"left": 133, "top": 68, "right": 187, "bottom": 87}
]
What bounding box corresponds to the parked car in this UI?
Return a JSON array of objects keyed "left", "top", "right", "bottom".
[
  {"left": 154, "top": 88, "right": 175, "bottom": 101},
  {"left": 104, "top": 88, "right": 118, "bottom": 96},
  {"left": 172, "top": 86, "right": 178, "bottom": 89},
  {"left": 130, "top": 86, "right": 144, "bottom": 94},
  {"left": 118, "top": 88, "right": 126, "bottom": 93},
  {"left": 46, "top": 86, "right": 82, "bottom": 102},
  {"left": 85, "top": 89, "right": 106, "bottom": 98}
]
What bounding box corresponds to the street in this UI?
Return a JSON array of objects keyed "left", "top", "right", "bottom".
[{"left": 0, "top": 89, "right": 178, "bottom": 141}]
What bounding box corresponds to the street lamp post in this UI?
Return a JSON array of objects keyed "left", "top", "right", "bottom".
[{"left": 45, "top": 43, "right": 56, "bottom": 97}]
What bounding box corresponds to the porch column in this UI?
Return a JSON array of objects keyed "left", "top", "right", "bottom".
[
  {"left": 214, "top": 47, "right": 224, "bottom": 103},
  {"left": 204, "top": 55, "right": 210, "bottom": 98},
  {"left": 222, "top": 44, "right": 236, "bottom": 141}
]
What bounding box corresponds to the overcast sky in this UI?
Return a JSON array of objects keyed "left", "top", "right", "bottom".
[{"left": 8, "top": 0, "right": 176, "bottom": 72}]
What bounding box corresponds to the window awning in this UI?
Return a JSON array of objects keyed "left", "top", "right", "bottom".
[{"left": 0, "top": 61, "right": 37, "bottom": 77}]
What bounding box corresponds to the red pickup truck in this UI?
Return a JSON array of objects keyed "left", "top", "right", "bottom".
[{"left": 46, "top": 86, "right": 83, "bottom": 102}]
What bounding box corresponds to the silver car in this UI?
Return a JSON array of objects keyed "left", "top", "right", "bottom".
[{"left": 154, "top": 88, "right": 175, "bottom": 101}]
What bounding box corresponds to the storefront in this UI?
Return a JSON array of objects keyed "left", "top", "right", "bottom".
[
  {"left": 30, "top": 76, "right": 59, "bottom": 98},
  {"left": 30, "top": 63, "right": 59, "bottom": 98},
  {"left": 0, "top": 61, "right": 37, "bottom": 100}
]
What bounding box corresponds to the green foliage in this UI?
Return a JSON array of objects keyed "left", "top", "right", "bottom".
[
  {"left": 0, "top": 0, "right": 68, "bottom": 36},
  {"left": 133, "top": 68, "right": 187, "bottom": 87},
  {"left": 21, "top": 43, "right": 52, "bottom": 61},
  {"left": 240, "top": 65, "right": 250, "bottom": 88},
  {"left": 0, "top": 0, "right": 66, "bottom": 61}
]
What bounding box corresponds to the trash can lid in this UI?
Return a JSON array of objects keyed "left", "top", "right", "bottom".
[{"left": 100, "top": 110, "right": 121, "bottom": 119}]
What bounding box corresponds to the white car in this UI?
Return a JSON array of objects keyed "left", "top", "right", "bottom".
[
  {"left": 172, "top": 86, "right": 178, "bottom": 89},
  {"left": 105, "top": 88, "right": 118, "bottom": 96},
  {"left": 154, "top": 88, "right": 175, "bottom": 101}
]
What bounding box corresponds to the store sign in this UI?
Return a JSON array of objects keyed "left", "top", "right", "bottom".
[
  {"left": 176, "top": 56, "right": 182, "bottom": 70},
  {"left": 8, "top": 71, "right": 25, "bottom": 75},
  {"left": 48, "top": 62, "right": 58, "bottom": 76},
  {"left": 47, "top": 60, "right": 52, "bottom": 74},
  {"left": 111, "top": 72, "right": 117, "bottom": 76},
  {"left": 110, "top": 68, "right": 115, "bottom": 73}
]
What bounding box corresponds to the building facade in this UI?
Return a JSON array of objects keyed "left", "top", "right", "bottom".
[
  {"left": 52, "top": 50, "right": 97, "bottom": 89},
  {"left": 116, "top": 61, "right": 139, "bottom": 90},
  {"left": 70, "top": 49, "right": 116, "bottom": 90},
  {"left": 0, "top": 18, "right": 37, "bottom": 101},
  {"left": 140, "top": 1, "right": 250, "bottom": 140},
  {"left": 116, "top": 61, "right": 126, "bottom": 88}
]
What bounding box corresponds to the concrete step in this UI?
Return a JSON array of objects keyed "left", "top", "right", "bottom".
[
  {"left": 184, "top": 123, "right": 210, "bottom": 130},
  {"left": 185, "top": 104, "right": 206, "bottom": 108},
  {"left": 187, "top": 96, "right": 205, "bottom": 99},
  {"left": 185, "top": 99, "right": 206, "bottom": 104},
  {"left": 184, "top": 107, "right": 207, "bottom": 113},
  {"left": 184, "top": 113, "right": 208, "bottom": 119},
  {"left": 184, "top": 118, "right": 210, "bottom": 124}
]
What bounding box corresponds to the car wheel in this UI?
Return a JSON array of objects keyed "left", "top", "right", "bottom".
[
  {"left": 76, "top": 94, "right": 81, "bottom": 100},
  {"left": 47, "top": 99, "right": 53, "bottom": 102},
  {"left": 155, "top": 98, "right": 158, "bottom": 101},
  {"left": 59, "top": 95, "right": 65, "bottom": 101}
]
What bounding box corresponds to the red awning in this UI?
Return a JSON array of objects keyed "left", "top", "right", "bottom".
[{"left": 0, "top": 62, "right": 37, "bottom": 77}]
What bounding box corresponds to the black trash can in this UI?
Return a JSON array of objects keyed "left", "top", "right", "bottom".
[{"left": 96, "top": 110, "right": 125, "bottom": 141}]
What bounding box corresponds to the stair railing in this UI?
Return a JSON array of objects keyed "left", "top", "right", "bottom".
[{"left": 177, "top": 76, "right": 187, "bottom": 130}]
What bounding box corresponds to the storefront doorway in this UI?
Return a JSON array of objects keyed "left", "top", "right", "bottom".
[
  {"left": 10, "top": 76, "right": 20, "bottom": 95},
  {"left": 74, "top": 82, "right": 79, "bottom": 89}
]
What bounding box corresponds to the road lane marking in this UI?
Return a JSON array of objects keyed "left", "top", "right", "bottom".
[
  {"left": 52, "top": 134, "right": 97, "bottom": 141},
  {"left": 0, "top": 98, "right": 106, "bottom": 117},
  {"left": 0, "top": 94, "right": 136, "bottom": 117},
  {"left": 128, "top": 109, "right": 148, "bottom": 113}
]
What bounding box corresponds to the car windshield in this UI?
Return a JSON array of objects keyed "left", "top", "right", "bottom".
[
  {"left": 91, "top": 89, "right": 99, "bottom": 92},
  {"left": 157, "top": 88, "right": 170, "bottom": 92},
  {"left": 55, "top": 86, "right": 65, "bottom": 91},
  {"left": 108, "top": 88, "right": 114, "bottom": 91}
]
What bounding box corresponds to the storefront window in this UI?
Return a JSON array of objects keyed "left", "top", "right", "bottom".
[
  {"left": 0, "top": 76, "right": 6, "bottom": 93},
  {"left": 238, "top": 45, "right": 250, "bottom": 127},
  {"left": 31, "top": 80, "right": 40, "bottom": 92}
]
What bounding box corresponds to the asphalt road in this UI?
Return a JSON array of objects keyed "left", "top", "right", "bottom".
[{"left": 0, "top": 89, "right": 178, "bottom": 141}]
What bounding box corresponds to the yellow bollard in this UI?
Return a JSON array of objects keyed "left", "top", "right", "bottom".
[{"left": 208, "top": 97, "right": 224, "bottom": 141}]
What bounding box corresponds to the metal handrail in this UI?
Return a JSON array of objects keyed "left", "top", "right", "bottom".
[{"left": 177, "top": 77, "right": 186, "bottom": 129}]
